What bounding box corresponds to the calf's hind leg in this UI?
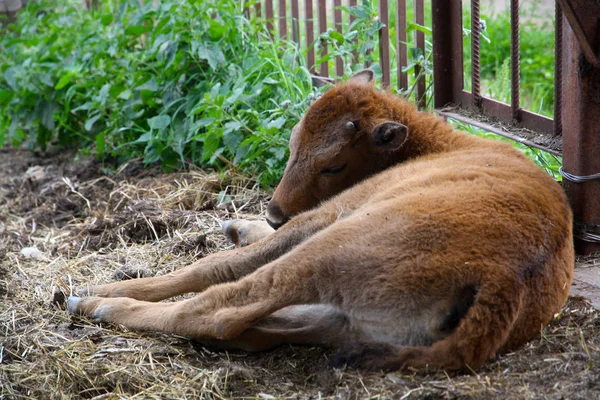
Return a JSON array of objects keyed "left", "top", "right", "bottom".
[
  {"left": 199, "top": 305, "right": 361, "bottom": 352},
  {"left": 69, "top": 260, "right": 328, "bottom": 340}
]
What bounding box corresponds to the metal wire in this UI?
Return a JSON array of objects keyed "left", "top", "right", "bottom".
[
  {"left": 559, "top": 167, "right": 600, "bottom": 183},
  {"left": 578, "top": 232, "right": 600, "bottom": 244}
]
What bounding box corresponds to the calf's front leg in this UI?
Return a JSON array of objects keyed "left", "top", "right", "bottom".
[
  {"left": 80, "top": 207, "right": 340, "bottom": 302},
  {"left": 67, "top": 211, "right": 389, "bottom": 342},
  {"left": 222, "top": 219, "right": 275, "bottom": 247}
]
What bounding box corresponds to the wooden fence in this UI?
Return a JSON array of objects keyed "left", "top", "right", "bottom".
[{"left": 245, "top": 0, "right": 428, "bottom": 108}]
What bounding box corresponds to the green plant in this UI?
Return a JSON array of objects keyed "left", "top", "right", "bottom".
[
  {"left": 0, "top": 0, "right": 561, "bottom": 186},
  {"left": 326, "top": 3, "right": 433, "bottom": 106},
  {"left": 317, "top": 2, "right": 383, "bottom": 77},
  {"left": 451, "top": 119, "right": 562, "bottom": 181},
  {"left": 0, "top": 0, "right": 319, "bottom": 185}
]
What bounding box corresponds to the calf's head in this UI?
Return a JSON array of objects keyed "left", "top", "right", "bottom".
[{"left": 266, "top": 70, "right": 409, "bottom": 229}]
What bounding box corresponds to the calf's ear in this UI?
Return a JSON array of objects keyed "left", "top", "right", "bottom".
[
  {"left": 370, "top": 122, "right": 408, "bottom": 151},
  {"left": 348, "top": 69, "right": 374, "bottom": 84}
]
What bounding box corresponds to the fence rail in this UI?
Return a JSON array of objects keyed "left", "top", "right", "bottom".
[
  {"left": 246, "top": 0, "right": 427, "bottom": 103},
  {"left": 431, "top": 0, "right": 557, "bottom": 150}
]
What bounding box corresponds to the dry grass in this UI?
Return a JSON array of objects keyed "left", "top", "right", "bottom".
[{"left": 1, "top": 148, "right": 599, "bottom": 399}]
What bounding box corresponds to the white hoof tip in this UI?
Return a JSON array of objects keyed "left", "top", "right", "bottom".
[
  {"left": 221, "top": 219, "right": 241, "bottom": 233},
  {"left": 67, "top": 296, "right": 81, "bottom": 314},
  {"left": 92, "top": 305, "right": 111, "bottom": 322},
  {"left": 221, "top": 220, "right": 232, "bottom": 232}
]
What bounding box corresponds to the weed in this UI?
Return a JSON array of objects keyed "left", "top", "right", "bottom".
[
  {"left": 452, "top": 120, "right": 562, "bottom": 181},
  {"left": 0, "top": 0, "right": 318, "bottom": 185},
  {"left": 0, "top": 0, "right": 560, "bottom": 185}
]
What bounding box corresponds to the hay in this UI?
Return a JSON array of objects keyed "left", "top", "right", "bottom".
[{"left": 1, "top": 148, "right": 599, "bottom": 399}]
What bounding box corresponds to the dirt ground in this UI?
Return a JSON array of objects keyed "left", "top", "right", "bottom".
[{"left": 1, "top": 147, "right": 599, "bottom": 399}]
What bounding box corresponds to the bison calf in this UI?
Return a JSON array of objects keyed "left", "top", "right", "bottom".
[{"left": 68, "top": 70, "right": 573, "bottom": 371}]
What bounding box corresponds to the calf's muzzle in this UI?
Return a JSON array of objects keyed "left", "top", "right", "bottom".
[{"left": 265, "top": 201, "right": 289, "bottom": 230}]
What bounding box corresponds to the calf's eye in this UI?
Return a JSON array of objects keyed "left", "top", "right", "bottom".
[
  {"left": 345, "top": 120, "right": 360, "bottom": 131},
  {"left": 321, "top": 163, "right": 347, "bottom": 175}
]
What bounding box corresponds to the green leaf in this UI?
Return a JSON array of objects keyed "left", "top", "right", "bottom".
[
  {"left": 223, "top": 121, "right": 243, "bottom": 152},
  {"left": 85, "top": 114, "right": 101, "bottom": 132},
  {"left": 125, "top": 25, "right": 151, "bottom": 36},
  {"left": 160, "top": 147, "right": 179, "bottom": 169},
  {"left": 209, "top": 83, "right": 221, "bottom": 100},
  {"left": 401, "top": 62, "right": 417, "bottom": 73},
  {"left": 39, "top": 73, "right": 54, "bottom": 87},
  {"left": 271, "top": 146, "right": 286, "bottom": 160},
  {"left": 406, "top": 22, "right": 432, "bottom": 36},
  {"left": 148, "top": 115, "right": 171, "bottom": 130},
  {"left": 153, "top": 16, "right": 171, "bottom": 34},
  {"left": 73, "top": 102, "right": 93, "bottom": 112},
  {"left": 224, "top": 87, "right": 244, "bottom": 107},
  {"left": 409, "top": 47, "right": 424, "bottom": 60},
  {"left": 135, "top": 132, "right": 152, "bottom": 143},
  {"left": 3, "top": 67, "right": 17, "bottom": 91},
  {"left": 208, "top": 20, "right": 227, "bottom": 40},
  {"left": 37, "top": 126, "right": 52, "bottom": 151},
  {"left": 223, "top": 130, "right": 243, "bottom": 153},
  {"left": 137, "top": 78, "right": 159, "bottom": 92},
  {"left": 202, "top": 134, "right": 221, "bottom": 162},
  {"left": 223, "top": 120, "right": 241, "bottom": 129},
  {"left": 39, "top": 100, "right": 58, "bottom": 131},
  {"left": 144, "top": 147, "right": 161, "bottom": 164},
  {"left": 265, "top": 116, "right": 286, "bottom": 130},
  {"left": 97, "top": 84, "right": 111, "bottom": 105},
  {"left": 316, "top": 54, "right": 332, "bottom": 65},
  {"left": 96, "top": 132, "right": 105, "bottom": 155},
  {"left": 55, "top": 73, "right": 73, "bottom": 90},
  {"left": 117, "top": 89, "right": 132, "bottom": 100},
  {"left": 0, "top": 90, "right": 13, "bottom": 105},
  {"left": 347, "top": 5, "right": 369, "bottom": 19},
  {"left": 191, "top": 117, "right": 215, "bottom": 130},
  {"left": 109, "top": 84, "right": 126, "bottom": 97},
  {"left": 100, "top": 13, "right": 114, "bottom": 26},
  {"left": 233, "top": 145, "right": 249, "bottom": 164},
  {"left": 197, "top": 43, "right": 226, "bottom": 70},
  {"left": 329, "top": 30, "right": 345, "bottom": 45}
]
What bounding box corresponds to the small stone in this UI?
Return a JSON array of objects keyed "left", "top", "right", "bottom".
[
  {"left": 386, "top": 373, "right": 408, "bottom": 385},
  {"left": 114, "top": 266, "right": 150, "bottom": 281},
  {"left": 52, "top": 289, "right": 67, "bottom": 309},
  {"left": 25, "top": 165, "right": 47, "bottom": 182},
  {"left": 20, "top": 247, "right": 44, "bottom": 260}
]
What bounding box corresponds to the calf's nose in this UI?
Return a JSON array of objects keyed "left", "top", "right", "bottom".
[{"left": 266, "top": 202, "right": 288, "bottom": 230}]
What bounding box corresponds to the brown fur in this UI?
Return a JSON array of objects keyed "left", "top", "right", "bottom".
[{"left": 68, "top": 70, "right": 574, "bottom": 372}]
